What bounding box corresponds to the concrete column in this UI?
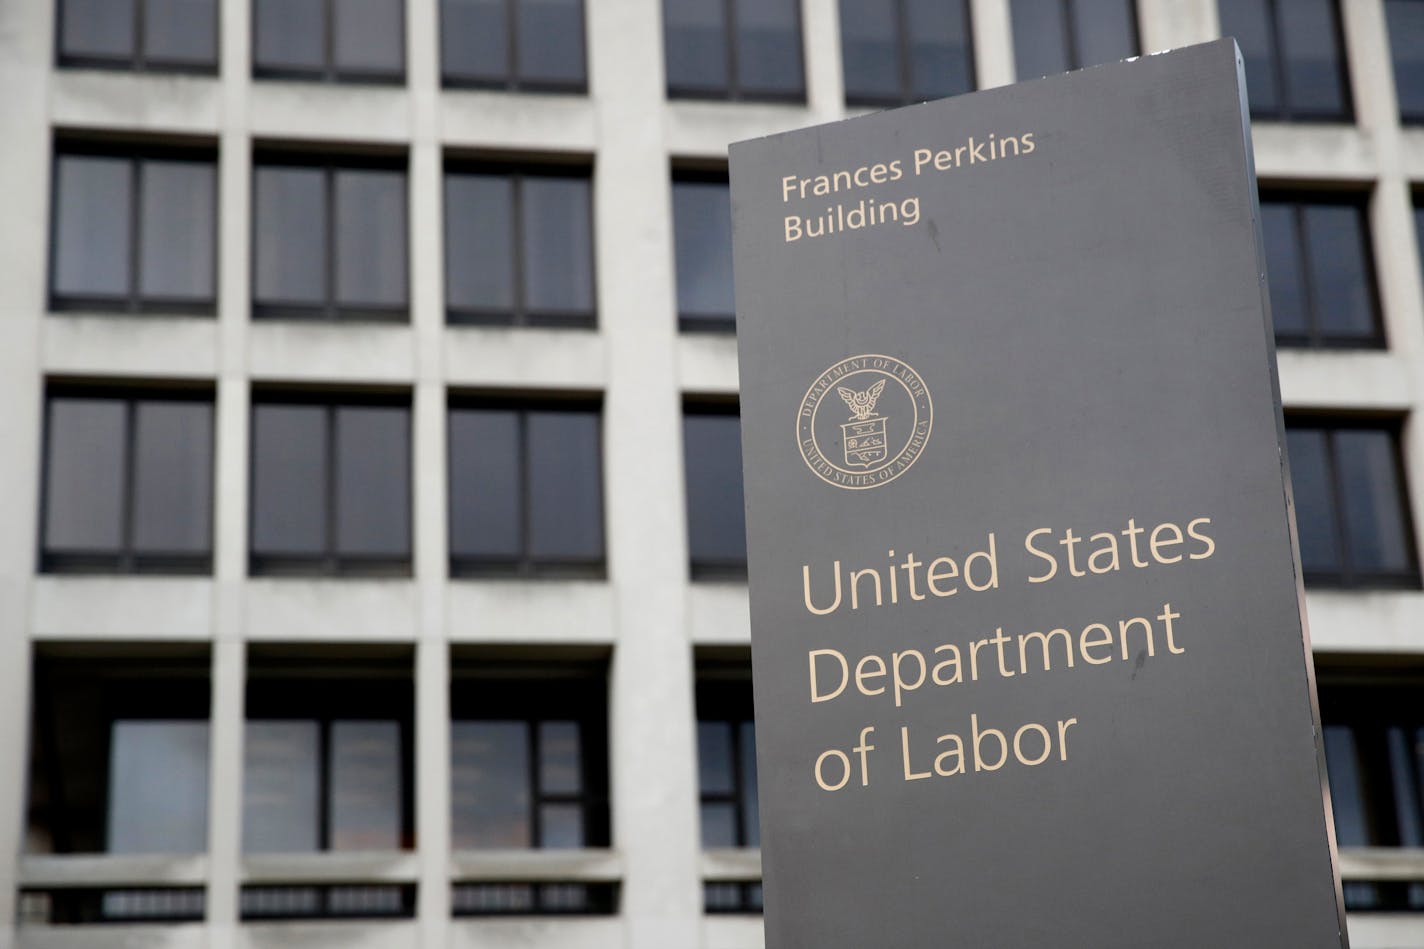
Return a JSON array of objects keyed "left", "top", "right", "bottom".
[
  {"left": 971, "top": 0, "right": 1016, "bottom": 89},
  {"left": 803, "top": 0, "right": 846, "bottom": 117},
  {"left": 1137, "top": 0, "right": 1220, "bottom": 53}
]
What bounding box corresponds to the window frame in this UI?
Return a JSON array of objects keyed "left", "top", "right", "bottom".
[
  {"left": 1387, "top": 0, "right": 1424, "bottom": 124},
  {"left": 251, "top": 0, "right": 407, "bottom": 84},
  {"left": 1010, "top": 0, "right": 1140, "bottom": 80},
  {"left": 841, "top": 0, "right": 976, "bottom": 108},
  {"left": 682, "top": 401, "right": 747, "bottom": 579},
  {"left": 446, "top": 396, "right": 607, "bottom": 579},
  {"left": 38, "top": 383, "right": 215, "bottom": 575},
  {"left": 439, "top": 0, "right": 588, "bottom": 93},
  {"left": 671, "top": 168, "right": 735, "bottom": 333},
  {"left": 1287, "top": 416, "right": 1421, "bottom": 589},
  {"left": 664, "top": 0, "right": 808, "bottom": 103},
  {"left": 56, "top": 0, "right": 220, "bottom": 73},
  {"left": 443, "top": 161, "right": 598, "bottom": 329},
  {"left": 1263, "top": 191, "right": 1384, "bottom": 349},
  {"left": 696, "top": 665, "right": 758, "bottom": 850},
  {"left": 247, "top": 390, "right": 414, "bottom": 577},
  {"left": 1224, "top": 0, "right": 1354, "bottom": 123},
  {"left": 49, "top": 142, "right": 218, "bottom": 316}
]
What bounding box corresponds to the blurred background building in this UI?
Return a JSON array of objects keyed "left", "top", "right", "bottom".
[{"left": 0, "top": 0, "right": 1421, "bottom": 947}]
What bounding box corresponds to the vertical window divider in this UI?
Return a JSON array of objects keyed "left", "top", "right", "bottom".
[
  {"left": 512, "top": 174, "right": 528, "bottom": 325},
  {"left": 529, "top": 718, "right": 543, "bottom": 846},
  {"left": 1322, "top": 428, "right": 1355, "bottom": 588},
  {"left": 517, "top": 412, "right": 531, "bottom": 576},
  {"left": 1267, "top": 0, "right": 1290, "bottom": 117},
  {"left": 722, "top": 0, "right": 738, "bottom": 97},
  {"left": 895, "top": 0, "right": 911, "bottom": 105},
  {"left": 119, "top": 400, "right": 138, "bottom": 572},
  {"left": 324, "top": 0, "right": 337, "bottom": 83},
  {"left": 729, "top": 720, "right": 746, "bottom": 847},
  {"left": 318, "top": 718, "right": 332, "bottom": 850},
  {"left": 1063, "top": 0, "right": 1081, "bottom": 73},
  {"left": 506, "top": 0, "right": 521, "bottom": 86},
  {"left": 325, "top": 404, "right": 340, "bottom": 573},
  {"left": 1292, "top": 203, "right": 1319, "bottom": 344},
  {"left": 128, "top": 156, "right": 143, "bottom": 314},
  {"left": 325, "top": 167, "right": 338, "bottom": 321},
  {"left": 135, "top": 0, "right": 148, "bottom": 69}
]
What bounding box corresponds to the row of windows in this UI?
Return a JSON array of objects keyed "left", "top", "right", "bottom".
[
  {"left": 40, "top": 386, "right": 745, "bottom": 577},
  {"left": 54, "top": 0, "right": 1424, "bottom": 122},
  {"left": 48, "top": 142, "right": 1424, "bottom": 347},
  {"left": 26, "top": 651, "right": 754, "bottom": 858}
]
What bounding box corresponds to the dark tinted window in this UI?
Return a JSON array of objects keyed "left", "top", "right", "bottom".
[
  {"left": 672, "top": 175, "right": 735, "bottom": 331},
  {"left": 841, "top": 0, "right": 973, "bottom": 105},
  {"left": 1286, "top": 421, "right": 1417, "bottom": 587},
  {"left": 52, "top": 147, "right": 216, "bottom": 313},
  {"left": 59, "top": 0, "right": 217, "bottom": 70},
  {"left": 444, "top": 167, "right": 594, "bottom": 327},
  {"left": 41, "top": 388, "right": 213, "bottom": 573},
  {"left": 250, "top": 395, "right": 411, "bottom": 575},
  {"left": 684, "top": 407, "right": 746, "bottom": 577},
  {"left": 1219, "top": 0, "right": 1351, "bottom": 120},
  {"left": 450, "top": 664, "right": 609, "bottom": 850},
  {"left": 442, "top": 0, "right": 586, "bottom": 90},
  {"left": 1261, "top": 195, "right": 1380, "bottom": 347},
  {"left": 1011, "top": 0, "right": 1137, "bottom": 79},
  {"left": 697, "top": 669, "right": 758, "bottom": 849},
  {"left": 253, "top": 157, "right": 408, "bottom": 321},
  {"left": 1393, "top": 1, "right": 1424, "bottom": 122},
  {"left": 665, "top": 0, "right": 804, "bottom": 101},
  {"left": 448, "top": 402, "right": 604, "bottom": 576},
  {"left": 254, "top": 0, "right": 404, "bottom": 81}
]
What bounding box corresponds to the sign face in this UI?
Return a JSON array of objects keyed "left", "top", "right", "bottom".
[{"left": 730, "top": 40, "right": 1348, "bottom": 948}]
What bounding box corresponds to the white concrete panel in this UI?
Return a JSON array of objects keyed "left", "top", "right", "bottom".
[
  {"left": 247, "top": 323, "right": 416, "bottom": 385},
  {"left": 51, "top": 71, "right": 221, "bottom": 137},
  {"left": 19, "top": 855, "right": 208, "bottom": 887},
  {"left": 447, "top": 919, "right": 623, "bottom": 949},
  {"left": 244, "top": 579, "right": 417, "bottom": 641},
  {"left": 239, "top": 921, "right": 419, "bottom": 949},
  {"left": 241, "top": 852, "right": 418, "bottom": 884},
  {"left": 43, "top": 315, "right": 219, "bottom": 380},
  {"left": 686, "top": 585, "right": 750, "bottom": 646},
  {"left": 440, "top": 93, "right": 598, "bottom": 154},
  {"left": 1276, "top": 350, "right": 1416, "bottom": 411},
  {"left": 1345, "top": 914, "right": 1424, "bottom": 949},
  {"left": 1306, "top": 590, "right": 1424, "bottom": 654},
  {"left": 248, "top": 84, "right": 411, "bottom": 145},
  {"left": 1252, "top": 123, "right": 1379, "bottom": 183},
  {"left": 665, "top": 102, "right": 827, "bottom": 161},
  {"left": 445, "top": 581, "right": 615, "bottom": 644},
  {"left": 18, "top": 925, "right": 208, "bottom": 949},
  {"left": 31, "top": 577, "right": 215, "bottom": 640},
  {"left": 442, "top": 328, "right": 607, "bottom": 392},
  {"left": 677, "top": 336, "right": 739, "bottom": 396},
  {"left": 703, "top": 916, "right": 766, "bottom": 949}
]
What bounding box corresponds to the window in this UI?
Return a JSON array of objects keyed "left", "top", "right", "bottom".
[
  {"left": 696, "top": 666, "right": 758, "bottom": 849},
  {"left": 1011, "top": 0, "right": 1137, "bottom": 80},
  {"left": 1320, "top": 675, "right": 1424, "bottom": 911},
  {"left": 444, "top": 165, "right": 595, "bottom": 327},
  {"left": 1261, "top": 195, "right": 1381, "bottom": 348},
  {"left": 244, "top": 649, "right": 415, "bottom": 854},
  {"left": 448, "top": 400, "right": 604, "bottom": 576},
  {"left": 1218, "top": 0, "right": 1351, "bottom": 121},
  {"left": 441, "top": 0, "right": 586, "bottom": 91},
  {"left": 249, "top": 393, "right": 411, "bottom": 575},
  {"left": 1388, "top": 1, "right": 1424, "bottom": 123},
  {"left": 1286, "top": 420, "right": 1418, "bottom": 588},
  {"left": 664, "top": 0, "right": 805, "bottom": 102},
  {"left": 450, "top": 661, "right": 609, "bottom": 850},
  {"left": 26, "top": 649, "right": 211, "bottom": 856},
  {"left": 839, "top": 0, "right": 974, "bottom": 106},
  {"left": 40, "top": 386, "right": 213, "bottom": 574},
  {"left": 672, "top": 173, "right": 734, "bottom": 332},
  {"left": 58, "top": 0, "right": 217, "bottom": 71},
  {"left": 683, "top": 405, "right": 746, "bottom": 577},
  {"left": 253, "top": 155, "right": 408, "bottom": 321},
  {"left": 253, "top": 0, "right": 404, "bottom": 82},
  {"left": 51, "top": 144, "right": 216, "bottom": 314}
]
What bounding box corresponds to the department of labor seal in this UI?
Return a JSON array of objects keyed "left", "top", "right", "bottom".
[{"left": 797, "top": 354, "right": 933, "bottom": 490}]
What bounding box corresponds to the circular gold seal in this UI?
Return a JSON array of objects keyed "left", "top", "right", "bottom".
[{"left": 797, "top": 354, "right": 933, "bottom": 490}]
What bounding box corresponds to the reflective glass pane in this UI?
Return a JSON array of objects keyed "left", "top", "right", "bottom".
[
  {"left": 673, "top": 181, "right": 735, "bottom": 324},
  {"left": 1219, "top": 0, "right": 1280, "bottom": 115},
  {"left": 107, "top": 721, "right": 209, "bottom": 854},
  {"left": 684, "top": 413, "right": 746, "bottom": 566},
  {"left": 698, "top": 721, "right": 734, "bottom": 795},
  {"left": 335, "top": 169, "right": 407, "bottom": 308},
  {"left": 664, "top": 0, "right": 728, "bottom": 93},
  {"left": 1285, "top": 427, "right": 1340, "bottom": 574},
  {"left": 61, "top": 0, "right": 136, "bottom": 60},
  {"left": 1279, "top": 0, "right": 1348, "bottom": 118},
  {"left": 740, "top": 721, "right": 759, "bottom": 846},
  {"left": 1261, "top": 203, "right": 1307, "bottom": 338},
  {"left": 1071, "top": 0, "right": 1137, "bottom": 69},
  {"left": 539, "top": 803, "right": 583, "bottom": 849},
  {"left": 1302, "top": 204, "right": 1375, "bottom": 339},
  {"left": 1335, "top": 429, "right": 1412, "bottom": 574},
  {"left": 1388, "top": 727, "right": 1424, "bottom": 846},
  {"left": 1324, "top": 725, "right": 1369, "bottom": 846},
  {"left": 145, "top": 0, "right": 217, "bottom": 64},
  {"left": 735, "top": 0, "right": 803, "bottom": 95},
  {"left": 442, "top": 0, "right": 507, "bottom": 81},
  {"left": 44, "top": 398, "right": 126, "bottom": 555},
  {"left": 1013, "top": 0, "right": 1070, "bottom": 80},
  {"left": 132, "top": 400, "right": 213, "bottom": 555},
  {"left": 444, "top": 174, "right": 516, "bottom": 312},
  {"left": 700, "top": 802, "right": 737, "bottom": 848},
  {"left": 522, "top": 177, "right": 594, "bottom": 315},
  {"left": 839, "top": 0, "right": 898, "bottom": 101},
  {"left": 539, "top": 721, "right": 581, "bottom": 794},
  {"left": 448, "top": 409, "right": 522, "bottom": 561},
  {"left": 517, "top": 0, "right": 585, "bottom": 84},
  {"left": 243, "top": 721, "right": 320, "bottom": 852},
  {"left": 140, "top": 160, "right": 215, "bottom": 301},
  {"left": 334, "top": 0, "right": 405, "bottom": 74},
  {"left": 254, "top": 0, "right": 325, "bottom": 71},
  {"left": 1388, "top": 0, "right": 1424, "bottom": 121},
  {"left": 527, "top": 412, "right": 603, "bottom": 561},
  {"left": 334, "top": 406, "right": 410, "bottom": 558},
  {"left": 251, "top": 404, "right": 328, "bottom": 557},
  {"left": 906, "top": 0, "right": 972, "bottom": 99},
  {"left": 54, "top": 156, "right": 132, "bottom": 299},
  {"left": 254, "top": 167, "right": 327, "bottom": 306},
  {"left": 329, "top": 721, "right": 402, "bottom": 851},
  {"left": 451, "top": 722, "right": 531, "bottom": 848}
]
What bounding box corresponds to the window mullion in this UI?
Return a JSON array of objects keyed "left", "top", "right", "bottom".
[
  {"left": 1293, "top": 204, "right": 1319, "bottom": 346},
  {"left": 507, "top": 0, "right": 520, "bottom": 87},
  {"left": 120, "top": 399, "right": 139, "bottom": 570},
  {"left": 896, "top": 0, "right": 911, "bottom": 104},
  {"left": 1268, "top": 0, "right": 1290, "bottom": 118},
  {"left": 326, "top": 167, "right": 338, "bottom": 321},
  {"left": 728, "top": 719, "right": 745, "bottom": 847},
  {"left": 1063, "top": 0, "right": 1081, "bottom": 71},
  {"left": 129, "top": 157, "right": 143, "bottom": 312},
  {"left": 519, "top": 411, "right": 532, "bottom": 570},
  {"left": 319, "top": 718, "right": 332, "bottom": 850},
  {"left": 325, "top": 0, "right": 336, "bottom": 80},
  {"left": 513, "top": 175, "right": 527, "bottom": 325},
  {"left": 327, "top": 404, "right": 340, "bottom": 571},
  {"left": 724, "top": 0, "right": 738, "bottom": 99},
  {"left": 1324, "top": 428, "right": 1354, "bottom": 586},
  {"left": 529, "top": 719, "right": 543, "bottom": 847}
]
